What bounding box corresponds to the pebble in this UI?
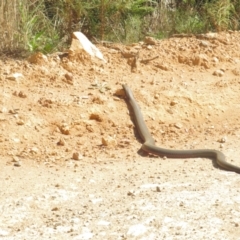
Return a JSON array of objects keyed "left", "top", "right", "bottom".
[
  {"left": 218, "top": 137, "right": 227, "bottom": 143},
  {"left": 144, "top": 36, "right": 158, "bottom": 45},
  {"left": 14, "top": 162, "right": 21, "bottom": 167},
  {"left": 213, "top": 69, "right": 224, "bottom": 77},
  {"left": 72, "top": 152, "right": 83, "bottom": 160},
  {"left": 7, "top": 73, "right": 24, "bottom": 82},
  {"left": 200, "top": 41, "right": 209, "bottom": 47},
  {"left": 170, "top": 100, "right": 178, "bottom": 106},
  {"left": 57, "top": 138, "right": 66, "bottom": 146},
  {"left": 174, "top": 123, "right": 182, "bottom": 129},
  {"left": 102, "top": 136, "right": 117, "bottom": 147}
]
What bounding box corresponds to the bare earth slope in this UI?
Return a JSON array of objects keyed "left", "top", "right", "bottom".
[{"left": 1, "top": 31, "right": 240, "bottom": 239}]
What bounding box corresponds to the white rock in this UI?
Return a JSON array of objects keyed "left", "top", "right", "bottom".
[{"left": 72, "top": 32, "right": 106, "bottom": 62}]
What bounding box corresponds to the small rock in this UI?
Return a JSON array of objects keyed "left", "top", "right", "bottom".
[
  {"left": 7, "top": 73, "right": 24, "bottom": 82},
  {"left": 213, "top": 57, "right": 219, "bottom": 64},
  {"left": 72, "top": 152, "right": 83, "bottom": 160},
  {"left": 51, "top": 207, "right": 59, "bottom": 211},
  {"left": 200, "top": 41, "right": 209, "bottom": 47},
  {"left": 102, "top": 136, "right": 117, "bottom": 147},
  {"left": 170, "top": 100, "right": 178, "bottom": 106},
  {"left": 18, "top": 91, "right": 27, "bottom": 98},
  {"left": 28, "top": 52, "right": 48, "bottom": 64},
  {"left": 57, "top": 138, "right": 66, "bottom": 146},
  {"left": 127, "top": 191, "right": 135, "bottom": 196},
  {"left": 218, "top": 137, "right": 227, "bottom": 143},
  {"left": 89, "top": 113, "right": 103, "bottom": 122},
  {"left": 144, "top": 36, "right": 157, "bottom": 45},
  {"left": 30, "top": 147, "right": 39, "bottom": 154},
  {"left": 0, "top": 107, "right": 7, "bottom": 113},
  {"left": 213, "top": 69, "right": 224, "bottom": 77},
  {"left": 65, "top": 72, "right": 73, "bottom": 81},
  {"left": 114, "top": 88, "right": 125, "bottom": 97},
  {"left": 155, "top": 63, "right": 169, "bottom": 71},
  {"left": 59, "top": 124, "right": 70, "bottom": 135},
  {"left": 16, "top": 119, "right": 25, "bottom": 125},
  {"left": 192, "top": 54, "right": 208, "bottom": 66},
  {"left": 14, "top": 162, "right": 21, "bottom": 167},
  {"left": 174, "top": 123, "right": 182, "bottom": 129}
]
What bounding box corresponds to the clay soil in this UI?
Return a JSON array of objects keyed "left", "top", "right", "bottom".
[{"left": 1, "top": 31, "right": 240, "bottom": 240}]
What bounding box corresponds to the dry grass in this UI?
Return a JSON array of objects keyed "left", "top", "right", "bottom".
[{"left": 0, "top": 0, "right": 20, "bottom": 52}]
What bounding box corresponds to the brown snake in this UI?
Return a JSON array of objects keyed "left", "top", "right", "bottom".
[{"left": 123, "top": 84, "right": 240, "bottom": 174}]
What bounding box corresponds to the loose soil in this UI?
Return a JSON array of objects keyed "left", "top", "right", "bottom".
[{"left": 1, "top": 31, "right": 240, "bottom": 240}]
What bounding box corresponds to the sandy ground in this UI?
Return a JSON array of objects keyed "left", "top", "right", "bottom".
[{"left": 1, "top": 31, "right": 240, "bottom": 239}]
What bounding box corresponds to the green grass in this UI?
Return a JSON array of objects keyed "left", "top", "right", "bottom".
[{"left": 0, "top": 0, "right": 239, "bottom": 55}]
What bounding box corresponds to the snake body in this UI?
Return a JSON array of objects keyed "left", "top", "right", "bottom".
[{"left": 123, "top": 84, "right": 240, "bottom": 174}]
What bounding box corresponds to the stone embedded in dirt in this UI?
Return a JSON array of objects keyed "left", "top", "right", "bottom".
[
  {"left": 213, "top": 69, "right": 224, "bottom": 77},
  {"left": 28, "top": 52, "right": 48, "bottom": 65},
  {"left": 144, "top": 36, "right": 158, "bottom": 45},
  {"left": 192, "top": 54, "right": 208, "bottom": 66},
  {"left": 59, "top": 124, "right": 70, "bottom": 135},
  {"left": 0, "top": 107, "right": 7, "bottom": 113},
  {"left": 30, "top": 147, "right": 39, "bottom": 154},
  {"left": 213, "top": 57, "right": 219, "bottom": 64},
  {"left": 102, "top": 136, "right": 117, "bottom": 147},
  {"left": 89, "top": 113, "right": 103, "bottom": 122},
  {"left": 16, "top": 119, "right": 25, "bottom": 125},
  {"left": 51, "top": 207, "right": 59, "bottom": 211},
  {"left": 64, "top": 73, "right": 74, "bottom": 85},
  {"left": 18, "top": 91, "right": 27, "bottom": 98},
  {"left": 72, "top": 152, "right": 82, "bottom": 161},
  {"left": 13, "top": 91, "right": 27, "bottom": 98},
  {"left": 7, "top": 73, "right": 24, "bottom": 82},
  {"left": 38, "top": 97, "right": 53, "bottom": 108},
  {"left": 155, "top": 63, "right": 169, "bottom": 71},
  {"left": 13, "top": 162, "right": 21, "bottom": 167},
  {"left": 174, "top": 123, "right": 182, "bottom": 129},
  {"left": 218, "top": 137, "right": 227, "bottom": 143},
  {"left": 170, "top": 100, "right": 178, "bottom": 106},
  {"left": 200, "top": 41, "right": 210, "bottom": 47},
  {"left": 92, "top": 95, "right": 107, "bottom": 105},
  {"left": 114, "top": 88, "right": 125, "bottom": 97},
  {"left": 57, "top": 138, "right": 66, "bottom": 146}
]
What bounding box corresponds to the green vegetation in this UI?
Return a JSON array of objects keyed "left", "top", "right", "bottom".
[{"left": 0, "top": 0, "right": 240, "bottom": 54}]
